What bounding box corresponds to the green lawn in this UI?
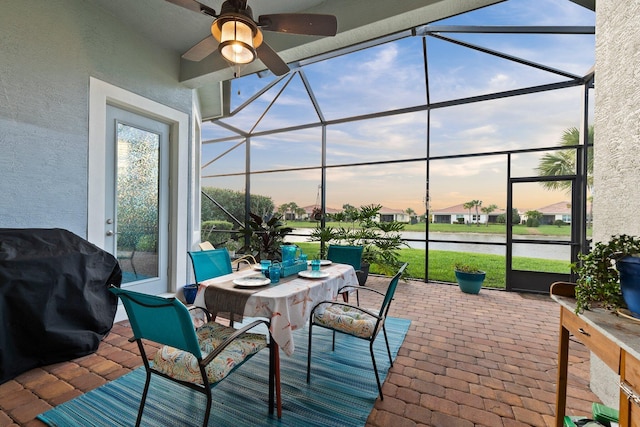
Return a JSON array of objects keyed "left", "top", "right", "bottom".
[
  {"left": 295, "top": 242, "right": 571, "bottom": 289},
  {"left": 288, "top": 221, "right": 588, "bottom": 237}
]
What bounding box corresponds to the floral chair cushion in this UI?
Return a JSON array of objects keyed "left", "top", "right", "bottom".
[
  {"left": 313, "top": 304, "right": 380, "bottom": 339},
  {"left": 152, "top": 322, "right": 267, "bottom": 385}
]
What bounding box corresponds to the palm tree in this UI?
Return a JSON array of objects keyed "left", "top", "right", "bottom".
[
  {"left": 480, "top": 204, "right": 498, "bottom": 226},
  {"left": 471, "top": 200, "right": 482, "bottom": 226},
  {"left": 463, "top": 201, "right": 474, "bottom": 226},
  {"left": 536, "top": 126, "right": 594, "bottom": 223}
]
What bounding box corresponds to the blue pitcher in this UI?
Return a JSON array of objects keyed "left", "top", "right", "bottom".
[{"left": 281, "top": 245, "right": 300, "bottom": 266}]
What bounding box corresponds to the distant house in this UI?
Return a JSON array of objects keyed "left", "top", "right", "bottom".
[
  {"left": 431, "top": 203, "right": 504, "bottom": 225},
  {"left": 301, "top": 205, "right": 341, "bottom": 220},
  {"left": 378, "top": 206, "right": 410, "bottom": 223},
  {"left": 532, "top": 201, "right": 572, "bottom": 225}
]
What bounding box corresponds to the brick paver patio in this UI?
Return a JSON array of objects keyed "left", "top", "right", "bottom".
[{"left": 0, "top": 277, "right": 598, "bottom": 427}]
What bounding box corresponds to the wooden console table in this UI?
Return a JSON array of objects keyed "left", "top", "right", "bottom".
[{"left": 551, "top": 282, "right": 640, "bottom": 426}]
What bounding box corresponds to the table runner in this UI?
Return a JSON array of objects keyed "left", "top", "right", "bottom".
[{"left": 203, "top": 272, "right": 295, "bottom": 322}]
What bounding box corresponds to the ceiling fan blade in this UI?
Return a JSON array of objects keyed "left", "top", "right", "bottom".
[
  {"left": 258, "top": 14, "right": 337, "bottom": 36},
  {"left": 182, "top": 35, "right": 219, "bottom": 61},
  {"left": 164, "top": 0, "right": 216, "bottom": 17},
  {"left": 256, "top": 42, "right": 290, "bottom": 76}
]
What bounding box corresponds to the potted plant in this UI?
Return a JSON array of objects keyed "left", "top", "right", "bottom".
[
  {"left": 309, "top": 204, "right": 407, "bottom": 285},
  {"left": 573, "top": 234, "right": 640, "bottom": 316},
  {"left": 454, "top": 263, "right": 486, "bottom": 294},
  {"left": 238, "top": 212, "right": 293, "bottom": 262},
  {"left": 223, "top": 239, "right": 242, "bottom": 258}
]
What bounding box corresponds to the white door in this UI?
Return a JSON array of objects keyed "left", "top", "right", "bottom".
[{"left": 105, "top": 105, "right": 169, "bottom": 294}]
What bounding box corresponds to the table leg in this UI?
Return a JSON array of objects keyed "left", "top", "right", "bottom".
[
  {"left": 275, "top": 343, "right": 282, "bottom": 418},
  {"left": 555, "top": 319, "right": 570, "bottom": 427}
]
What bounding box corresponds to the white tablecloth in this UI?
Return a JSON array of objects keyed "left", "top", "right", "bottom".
[{"left": 193, "top": 263, "right": 359, "bottom": 356}]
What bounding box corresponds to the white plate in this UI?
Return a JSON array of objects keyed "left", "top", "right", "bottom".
[
  {"left": 233, "top": 275, "right": 271, "bottom": 288},
  {"left": 252, "top": 264, "right": 264, "bottom": 271},
  {"left": 307, "top": 260, "right": 332, "bottom": 266},
  {"left": 298, "top": 270, "right": 330, "bottom": 279}
]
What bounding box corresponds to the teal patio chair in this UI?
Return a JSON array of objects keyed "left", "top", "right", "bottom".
[
  {"left": 326, "top": 244, "right": 364, "bottom": 303},
  {"left": 110, "top": 287, "right": 279, "bottom": 427},
  {"left": 188, "top": 248, "right": 233, "bottom": 283},
  {"left": 306, "top": 263, "right": 407, "bottom": 400}
]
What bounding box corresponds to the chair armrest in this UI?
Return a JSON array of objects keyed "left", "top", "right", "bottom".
[
  {"left": 232, "top": 254, "right": 258, "bottom": 271},
  {"left": 188, "top": 305, "right": 212, "bottom": 323},
  {"left": 201, "top": 319, "right": 270, "bottom": 366},
  {"left": 337, "top": 285, "right": 385, "bottom": 298},
  {"left": 310, "top": 300, "right": 380, "bottom": 320}
]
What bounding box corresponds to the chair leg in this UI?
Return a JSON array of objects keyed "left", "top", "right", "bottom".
[
  {"left": 269, "top": 340, "right": 274, "bottom": 414},
  {"left": 369, "top": 341, "right": 384, "bottom": 400},
  {"left": 269, "top": 338, "right": 282, "bottom": 418},
  {"left": 331, "top": 330, "right": 336, "bottom": 351},
  {"left": 202, "top": 388, "right": 212, "bottom": 427},
  {"left": 306, "top": 322, "right": 313, "bottom": 383},
  {"left": 136, "top": 370, "right": 152, "bottom": 427},
  {"left": 382, "top": 325, "right": 393, "bottom": 366}
]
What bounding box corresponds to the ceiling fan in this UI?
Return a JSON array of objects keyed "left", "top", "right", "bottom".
[{"left": 166, "top": 0, "right": 338, "bottom": 76}]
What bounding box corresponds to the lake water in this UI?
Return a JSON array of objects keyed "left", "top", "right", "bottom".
[{"left": 286, "top": 229, "right": 571, "bottom": 261}]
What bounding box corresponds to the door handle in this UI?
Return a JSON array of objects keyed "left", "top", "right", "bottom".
[{"left": 106, "top": 230, "right": 114, "bottom": 236}]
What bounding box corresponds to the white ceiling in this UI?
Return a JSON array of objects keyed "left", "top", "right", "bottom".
[{"left": 89, "top": 0, "right": 505, "bottom": 87}]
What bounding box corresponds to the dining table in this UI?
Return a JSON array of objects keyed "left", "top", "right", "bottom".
[{"left": 191, "top": 261, "right": 359, "bottom": 357}]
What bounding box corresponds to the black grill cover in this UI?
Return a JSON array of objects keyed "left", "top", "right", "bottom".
[{"left": 0, "top": 228, "right": 122, "bottom": 384}]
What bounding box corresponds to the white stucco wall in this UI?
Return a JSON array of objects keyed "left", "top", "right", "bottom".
[
  {"left": 0, "top": 0, "right": 194, "bottom": 237},
  {"left": 590, "top": 0, "right": 640, "bottom": 407},
  {"left": 593, "top": 1, "right": 640, "bottom": 240}
]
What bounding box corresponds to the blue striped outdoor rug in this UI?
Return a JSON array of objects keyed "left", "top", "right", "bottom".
[{"left": 38, "top": 317, "right": 410, "bottom": 427}]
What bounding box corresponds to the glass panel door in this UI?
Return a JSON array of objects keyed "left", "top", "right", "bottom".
[{"left": 106, "top": 106, "right": 169, "bottom": 294}]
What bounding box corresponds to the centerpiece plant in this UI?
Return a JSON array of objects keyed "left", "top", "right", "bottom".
[
  {"left": 573, "top": 234, "right": 640, "bottom": 313},
  {"left": 238, "top": 212, "right": 293, "bottom": 262}
]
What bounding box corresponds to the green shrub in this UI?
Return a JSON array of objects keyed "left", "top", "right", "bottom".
[{"left": 201, "top": 220, "right": 233, "bottom": 246}]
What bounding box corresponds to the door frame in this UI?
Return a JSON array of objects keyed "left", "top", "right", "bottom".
[
  {"left": 88, "top": 77, "right": 190, "bottom": 295},
  {"left": 506, "top": 175, "right": 580, "bottom": 292}
]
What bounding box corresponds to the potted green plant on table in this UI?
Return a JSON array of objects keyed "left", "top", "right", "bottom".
[
  {"left": 238, "top": 213, "right": 293, "bottom": 262},
  {"left": 454, "top": 263, "right": 486, "bottom": 294},
  {"left": 573, "top": 234, "right": 640, "bottom": 317}
]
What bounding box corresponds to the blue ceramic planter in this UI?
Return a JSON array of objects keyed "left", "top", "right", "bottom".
[
  {"left": 182, "top": 284, "right": 198, "bottom": 305},
  {"left": 618, "top": 256, "right": 640, "bottom": 318},
  {"left": 454, "top": 270, "right": 486, "bottom": 294}
]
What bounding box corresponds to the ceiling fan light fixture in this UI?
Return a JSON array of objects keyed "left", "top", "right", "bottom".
[{"left": 213, "top": 16, "right": 259, "bottom": 65}]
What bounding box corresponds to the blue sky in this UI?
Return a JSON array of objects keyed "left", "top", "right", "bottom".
[{"left": 201, "top": 0, "right": 595, "bottom": 214}]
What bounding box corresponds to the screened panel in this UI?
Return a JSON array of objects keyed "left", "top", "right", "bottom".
[
  {"left": 249, "top": 169, "right": 323, "bottom": 218},
  {"left": 511, "top": 149, "right": 578, "bottom": 179},
  {"left": 252, "top": 73, "right": 321, "bottom": 133},
  {"left": 305, "top": 37, "right": 427, "bottom": 120},
  {"left": 223, "top": 78, "right": 290, "bottom": 133},
  {"left": 437, "top": 0, "right": 594, "bottom": 27},
  {"left": 428, "top": 155, "right": 507, "bottom": 231},
  {"left": 324, "top": 163, "right": 425, "bottom": 217},
  {"left": 231, "top": 73, "right": 279, "bottom": 112},
  {"left": 201, "top": 139, "right": 246, "bottom": 176},
  {"left": 326, "top": 112, "right": 427, "bottom": 165},
  {"left": 202, "top": 121, "right": 240, "bottom": 141},
  {"left": 426, "top": 36, "right": 572, "bottom": 105},
  {"left": 429, "top": 87, "right": 584, "bottom": 157},
  {"left": 511, "top": 182, "right": 573, "bottom": 226},
  {"left": 250, "top": 128, "right": 322, "bottom": 171}
]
